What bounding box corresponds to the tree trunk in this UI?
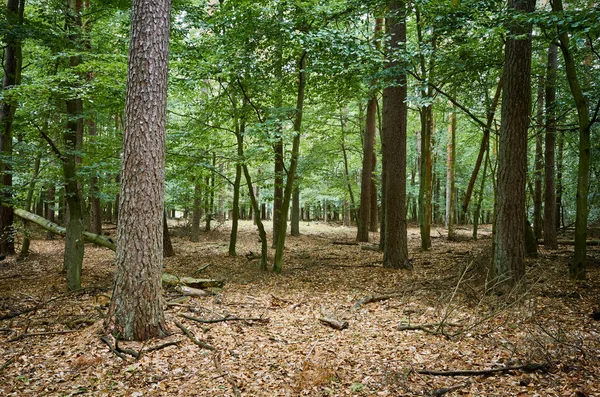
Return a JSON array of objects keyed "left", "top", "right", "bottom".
[
  {"left": 163, "top": 209, "right": 174, "bottom": 258},
  {"left": 191, "top": 183, "right": 201, "bottom": 242},
  {"left": 418, "top": 104, "right": 433, "bottom": 250},
  {"left": 106, "top": 0, "right": 171, "bottom": 341},
  {"left": 341, "top": 118, "right": 357, "bottom": 224},
  {"left": 229, "top": 102, "right": 243, "bottom": 256},
  {"left": 553, "top": 0, "right": 590, "bottom": 280},
  {"left": 291, "top": 182, "right": 300, "bottom": 236},
  {"left": 446, "top": 105, "right": 456, "bottom": 239},
  {"left": 0, "top": 0, "right": 24, "bottom": 256},
  {"left": 382, "top": 0, "right": 410, "bottom": 269},
  {"left": 19, "top": 153, "right": 41, "bottom": 260},
  {"left": 543, "top": 44, "right": 558, "bottom": 250},
  {"left": 357, "top": 97, "right": 376, "bottom": 242},
  {"left": 46, "top": 185, "right": 55, "bottom": 240},
  {"left": 204, "top": 175, "right": 211, "bottom": 232},
  {"left": 273, "top": 51, "right": 307, "bottom": 272},
  {"left": 473, "top": 146, "right": 490, "bottom": 240},
  {"left": 493, "top": 0, "right": 535, "bottom": 286},
  {"left": 533, "top": 72, "right": 544, "bottom": 240}
]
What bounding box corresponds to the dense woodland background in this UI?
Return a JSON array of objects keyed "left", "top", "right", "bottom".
[{"left": 0, "top": 0, "right": 599, "bottom": 395}]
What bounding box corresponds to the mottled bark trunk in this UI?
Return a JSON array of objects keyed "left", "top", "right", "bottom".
[
  {"left": 493, "top": 0, "right": 535, "bottom": 286},
  {"left": 382, "top": 0, "right": 410, "bottom": 269},
  {"left": 543, "top": 44, "right": 558, "bottom": 249},
  {"left": 107, "top": 0, "right": 171, "bottom": 340},
  {"left": 0, "top": 0, "right": 24, "bottom": 256}
]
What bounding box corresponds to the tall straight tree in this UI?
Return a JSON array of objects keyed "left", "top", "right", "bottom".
[
  {"left": 107, "top": 0, "right": 171, "bottom": 340},
  {"left": 63, "top": 0, "right": 86, "bottom": 290},
  {"left": 0, "top": 0, "right": 24, "bottom": 256},
  {"left": 446, "top": 104, "right": 456, "bottom": 240},
  {"left": 493, "top": 0, "right": 535, "bottom": 285},
  {"left": 382, "top": 0, "right": 410, "bottom": 269},
  {"left": 543, "top": 43, "right": 558, "bottom": 249},
  {"left": 552, "top": 0, "right": 592, "bottom": 280}
]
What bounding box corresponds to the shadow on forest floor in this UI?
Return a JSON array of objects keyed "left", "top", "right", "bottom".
[{"left": 0, "top": 221, "right": 599, "bottom": 396}]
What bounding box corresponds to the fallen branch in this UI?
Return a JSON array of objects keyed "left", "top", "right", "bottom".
[
  {"left": 417, "top": 363, "right": 548, "bottom": 377},
  {"left": 181, "top": 314, "right": 268, "bottom": 325},
  {"left": 194, "top": 264, "right": 212, "bottom": 274},
  {"left": 100, "top": 336, "right": 129, "bottom": 361},
  {"left": 319, "top": 316, "right": 348, "bottom": 330},
  {"left": 174, "top": 320, "right": 215, "bottom": 351},
  {"left": 176, "top": 285, "right": 211, "bottom": 297},
  {"left": 141, "top": 340, "right": 181, "bottom": 355},
  {"left": 14, "top": 207, "right": 116, "bottom": 250},
  {"left": 398, "top": 322, "right": 461, "bottom": 337},
  {"left": 331, "top": 240, "right": 358, "bottom": 246},
  {"left": 431, "top": 383, "right": 468, "bottom": 396},
  {"left": 360, "top": 244, "right": 381, "bottom": 251},
  {"left": 162, "top": 273, "right": 224, "bottom": 289},
  {"left": 354, "top": 293, "right": 402, "bottom": 309}
]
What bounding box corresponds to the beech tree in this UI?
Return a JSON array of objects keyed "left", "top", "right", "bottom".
[{"left": 107, "top": 0, "right": 171, "bottom": 340}]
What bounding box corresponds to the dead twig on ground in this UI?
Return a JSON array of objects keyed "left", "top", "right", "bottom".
[
  {"left": 354, "top": 293, "right": 403, "bottom": 309},
  {"left": 319, "top": 316, "right": 349, "bottom": 330},
  {"left": 8, "top": 329, "right": 78, "bottom": 342},
  {"left": 180, "top": 313, "right": 268, "bottom": 325},
  {"left": 174, "top": 320, "right": 215, "bottom": 351},
  {"left": 417, "top": 363, "right": 548, "bottom": 376},
  {"left": 398, "top": 322, "right": 461, "bottom": 337},
  {"left": 213, "top": 352, "right": 242, "bottom": 397},
  {"left": 100, "top": 336, "right": 129, "bottom": 361}
]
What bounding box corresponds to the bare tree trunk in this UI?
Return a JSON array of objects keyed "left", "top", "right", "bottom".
[
  {"left": 291, "top": 183, "right": 300, "bottom": 236},
  {"left": 163, "top": 209, "right": 174, "bottom": 257},
  {"left": 533, "top": 74, "right": 544, "bottom": 240},
  {"left": 493, "top": 0, "right": 535, "bottom": 286},
  {"left": 191, "top": 183, "right": 201, "bottom": 242},
  {"left": 273, "top": 51, "right": 307, "bottom": 272},
  {"left": 106, "top": 0, "right": 171, "bottom": 340},
  {"left": 543, "top": 44, "right": 558, "bottom": 249},
  {"left": 357, "top": 97, "right": 376, "bottom": 241},
  {"left": 446, "top": 105, "right": 456, "bottom": 239},
  {"left": 46, "top": 185, "right": 55, "bottom": 240},
  {"left": 0, "top": 0, "right": 24, "bottom": 256},
  {"left": 382, "top": 0, "right": 410, "bottom": 269}
]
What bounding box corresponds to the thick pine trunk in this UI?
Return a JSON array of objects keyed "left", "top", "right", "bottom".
[
  {"left": 107, "top": 0, "right": 171, "bottom": 341},
  {"left": 543, "top": 44, "right": 558, "bottom": 250},
  {"left": 493, "top": 0, "right": 535, "bottom": 286},
  {"left": 382, "top": 0, "right": 410, "bottom": 269}
]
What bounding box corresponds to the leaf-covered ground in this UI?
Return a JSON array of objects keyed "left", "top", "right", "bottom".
[{"left": 1, "top": 221, "right": 599, "bottom": 396}]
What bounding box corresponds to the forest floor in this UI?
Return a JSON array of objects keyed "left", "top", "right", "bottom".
[{"left": 0, "top": 220, "right": 599, "bottom": 397}]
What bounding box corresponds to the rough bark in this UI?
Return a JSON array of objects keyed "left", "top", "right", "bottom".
[
  {"left": 163, "top": 209, "right": 174, "bottom": 258},
  {"left": 107, "top": 0, "right": 171, "bottom": 341},
  {"left": 543, "top": 44, "right": 558, "bottom": 249},
  {"left": 553, "top": 0, "right": 590, "bottom": 280},
  {"left": 0, "top": 0, "right": 24, "bottom": 256},
  {"left": 493, "top": 0, "right": 535, "bottom": 286},
  {"left": 382, "top": 0, "right": 410, "bottom": 269}
]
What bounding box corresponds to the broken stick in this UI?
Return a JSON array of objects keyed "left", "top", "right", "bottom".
[
  {"left": 319, "top": 316, "right": 348, "bottom": 330},
  {"left": 417, "top": 363, "right": 547, "bottom": 377}
]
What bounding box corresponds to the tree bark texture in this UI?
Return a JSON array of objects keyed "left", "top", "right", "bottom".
[
  {"left": 291, "top": 183, "right": 300, "bottom": 236},
  {"left": 418, "top": 104, "right": 433, "bottom": 250},
  {"left": 229, "top": 112, "right": 243, "bottom": 256},
  {"left": 493, "top": 0, "right": 535, "bottom": 286},
  {"left": 382, "top": 0, "right": 410, "bottom": 269},
  {"left": 191, "top": 183, "right": 201, "bottom": 242},
  {"left": 553, "top": 0, "right": 590, "bottom": 280},
  {"left": 0, "top": 0, "right": 24, "bottom": 256},
  {"left": 107, "top": 0, "right": 171, "bottom": 341},
  {"left": 533, "top": 72, "right": 544, "bottom": 240},
  {"left": 543, "top": 44, "right": 558, "bottom": 249}
]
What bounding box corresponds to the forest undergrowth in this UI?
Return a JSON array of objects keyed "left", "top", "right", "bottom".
[{"left": 0, "top": 221, "right": 599, "bottom": 396}]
